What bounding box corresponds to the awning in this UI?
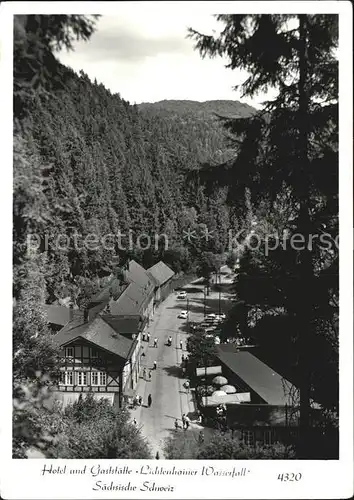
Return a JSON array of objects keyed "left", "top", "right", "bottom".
[
  {"left": 201, "top": 392, "right": 251, "bottom": 407},
  {"left": 196, "top": 365, "right": 222, "bottom": 376}
]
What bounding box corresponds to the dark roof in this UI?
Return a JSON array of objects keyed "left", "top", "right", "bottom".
[
  {"left": 216, "top": 345, "right": 297, "bottom": 406},
  {"left": 124, "top": 260, "right": 155, "bottom": 296},
  {"left": 88, "top": 261, "right": 155, "bottom": 317},
  {"left": 53, "top": 315, "right": 138, "bottom": 361},
  {"left": 147, "top": 261, "right": 175, "bottom": 286},
  {"left": 101, "top": 314, "right": 147, "bottom": 339},
  {"left": 90, "top": 276, "right": 128, "bottom": 303},
  {"left": 43, "top": 305, "right": 80, "bottom": 326},
  {"left": 109, "top": 282, "right": 151, "bottom": 316}
]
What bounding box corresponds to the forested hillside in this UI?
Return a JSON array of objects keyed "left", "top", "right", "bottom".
[
  {"left": 14, "top": 67, "right": 249, "bottom": 300},
  {"left": 13, "top": 14, "right": 339, "bottom": 460},
  {"left": 13, "top": 15, "right": 253, "bottom": 386}
]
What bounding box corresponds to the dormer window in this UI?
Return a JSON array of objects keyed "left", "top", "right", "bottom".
[{"left": 65, "top": 347, "right": 74, "bottom": 358}]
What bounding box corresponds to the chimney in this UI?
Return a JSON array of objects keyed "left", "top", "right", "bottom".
[{"left": 84, "top": 308, "right": 89, "bottom": 323}]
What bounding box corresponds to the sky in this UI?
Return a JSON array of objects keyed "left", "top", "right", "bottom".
[{"left": 57, "top": 12, "right": 274, "bottom": 108}]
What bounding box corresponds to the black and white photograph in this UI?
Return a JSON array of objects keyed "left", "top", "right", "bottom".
[{"left": 1, "top": 1, "right": 353, "bottom": 498}]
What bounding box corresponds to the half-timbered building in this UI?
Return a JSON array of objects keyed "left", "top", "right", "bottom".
[{"left": 52, "top": 313, "right": 147, "bottom": 408}]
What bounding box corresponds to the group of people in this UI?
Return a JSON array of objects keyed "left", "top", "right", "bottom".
[
  {"left": 134, "top": 393, "right": 153, "bottom": 408},
  {"left": 141, "top": 332, "right": 160, "bottom": 350},
  {"left": 174, "top": 411, "right": 203, "bottom": 431},
  {"left": 174, "top": 414, "right": 190, "bottom": 431}
]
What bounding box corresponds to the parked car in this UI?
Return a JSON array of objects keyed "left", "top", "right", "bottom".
[
  {"left": 177, "top": 291, "right": 187, "bottom": 299},
  {"left": 178, "top": 310, "right": 189, "bottom": 319},
  {"left": 206, "top": 313, "right": 216, "bottom": 319},
  {"left": 215, "top": 313, "right": 226, "bottom": 321}
]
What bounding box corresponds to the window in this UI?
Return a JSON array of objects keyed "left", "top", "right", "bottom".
[
  {"left": 91, "top": 348, "right": 98, "bottom": 359},
  {"left": 242, "top": 430, "right": 254, "bottom": 446},
  {"left": 91, "top": 372, "right": 99, "bottom": 386},
  {"left": 77, "top": 371, "right": 87, "bottom": 386},
  {"left": 65, "top": 347, "right": 74, "bottom": 358},
  {"left": 100, "top": 372, "right": 107, "bottom": 386},
  {"left": 263, "top": 430, "right": 273, "bottom": 446},
  {"left": 60, "top": 371, "right": 73, "bottom": 385}
]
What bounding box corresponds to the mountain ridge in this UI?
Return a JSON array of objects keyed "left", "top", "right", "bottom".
[{"left": 137, "top": 99, "right": 256, "bottom": 119}]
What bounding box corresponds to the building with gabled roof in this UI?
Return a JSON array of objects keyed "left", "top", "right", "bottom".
[
  {"left": 87, "top": 260, "right": 158, "bottom": 321},
  {"left": 147, "top": 260, "right": 175, "bottom": 303},
  {"left": 52, "top": 312, "right": 148, "bottom": 408},
  {"left": 148, "top": 260, "right": 175, "bottom": 286},
  {"left": 209, "top": 345, "right": 330, "bottom": 451},
  {"left": 125, "top": 260, "right": 156, "bottom": 294},
  {"left": 216, "top": 344, "right": 297, "bottom": 406}
]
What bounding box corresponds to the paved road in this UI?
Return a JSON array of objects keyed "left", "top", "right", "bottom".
[{"left": 131, "top": 277, "right": 235, "bottom": 457}]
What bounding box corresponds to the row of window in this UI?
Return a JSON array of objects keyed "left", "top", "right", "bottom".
[
  {"left": 64, "top": 347, "right": 99, "bottom": 359},
  {"left": 242, "top": 430, "right": 273, "bottom": 446},
  {"left": 60, "top": 371, "right": 107, "bottom": 386}
]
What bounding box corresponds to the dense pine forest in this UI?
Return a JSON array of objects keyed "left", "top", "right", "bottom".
[{"left": 13, "top": 14, "right": 339, "bottom": 460}]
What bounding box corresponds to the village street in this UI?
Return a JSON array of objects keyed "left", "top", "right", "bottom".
[{"left": 130, "top": 271, "right": 235, "bottom": 457}]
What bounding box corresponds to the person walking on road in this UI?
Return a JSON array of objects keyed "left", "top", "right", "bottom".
[
  {"left": 180, "top": 339, "right": 183, "bottom": 350},
  {"left": 147, "top": 332, "right": 150, "bottom": 343},
  {"left": 154, "top": 337, "right": 158, "bottom": 348},
  {"left": 184, "top": 380, "right": 190, "bottom": 394},
  {"left": 153, "top": 360, "right": 157, "bottom": 370},
  {"left": 139, "top": 395, "right": 143, "bottom": 406},
  {"left": 148, "top": 394, "right": 152, "bottom": 408},
  {"left": 133, "top": 418, "right": 137, "bottom": 426},
  {"left": 148, "top": 370, "right": 152, "bottom": 381},
  {"left": 182, "top": 414, "right": 186, "bottom": 429},
  {"left": 185, "top": 416, "right": 190, "bottom": 430},
  {"left": 174, "top": 419, "right": 179, "bottom": 431},
  {"left": 143, "top": 368, "right": 146, "bottom": 380}
]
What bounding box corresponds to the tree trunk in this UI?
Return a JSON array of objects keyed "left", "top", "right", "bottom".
[{"left": 297, "top": 14, "right": 313, "bottom": 458}]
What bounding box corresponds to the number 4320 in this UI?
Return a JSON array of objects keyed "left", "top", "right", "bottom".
[{"left": 277, "top": 473, "right": 302, "bottom": 482}]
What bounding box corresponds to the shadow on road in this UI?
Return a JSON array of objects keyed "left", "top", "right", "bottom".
[
  {"left": 162, "top": 365, "right": 181, "bottom": 378},
  {"left": 180, "top": 286, "right": 204, "bottom": 293},
  {"left": 167, "top": 303, "right": 206, "bottom": 314},
  {"left": 192, "top": 297, "right": 234, "bottom": 313},
  {"left": 164, "top": 414, "right": 181, "bottom": 421},
  {"left": 167, "top": 303, "right": 192, "bottom": 311}
]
